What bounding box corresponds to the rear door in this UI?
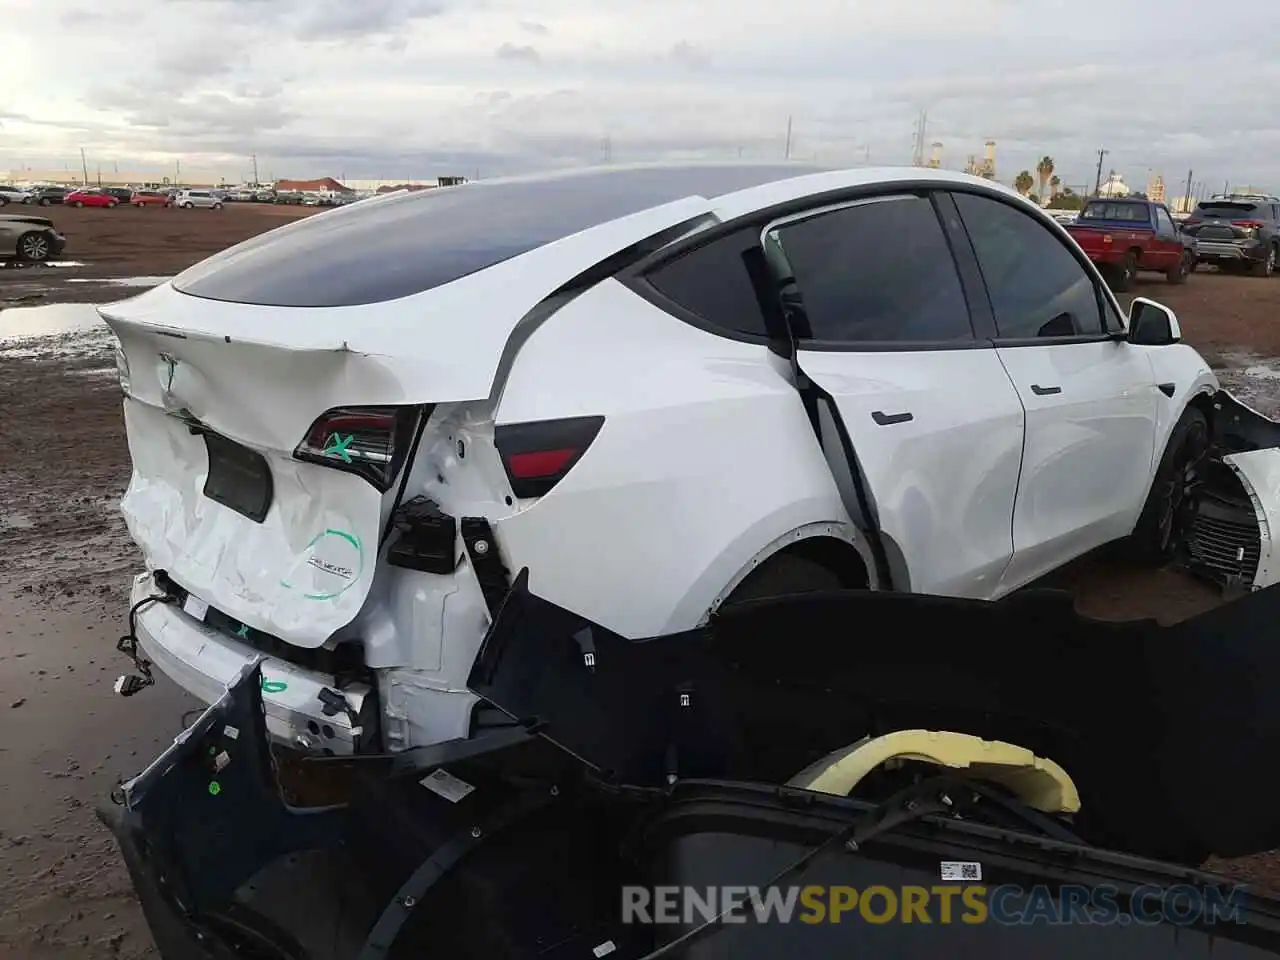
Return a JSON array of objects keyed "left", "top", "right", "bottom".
[
  {"left": 947, "top": 191, "right": 1161, "bottom": 592},
  {"left": 766, "top": 193, "right": 1026, "bottom": 597}
]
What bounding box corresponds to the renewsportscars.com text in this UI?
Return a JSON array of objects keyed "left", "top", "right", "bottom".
[{"left": 622, "top": 884, "right": 1248, "bottom": 927}]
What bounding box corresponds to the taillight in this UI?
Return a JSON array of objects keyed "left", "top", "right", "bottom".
[
  {"left": 494, "top": 415, "right": 604, "bottom": 499},
  {"left": 1232, "top": 219, "right": 1265, "bottom": 232},
  {"left": 294, "top": 405, "right": 421, "bottom": 491}
]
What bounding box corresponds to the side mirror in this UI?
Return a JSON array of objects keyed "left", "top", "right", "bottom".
[{"left": 1128, "top": 297, "right": 1181, "bottom": 346}]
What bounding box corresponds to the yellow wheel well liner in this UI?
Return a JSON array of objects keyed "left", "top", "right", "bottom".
[{"left": 785, "top": 729, "right": 1080, "bottom": 814}]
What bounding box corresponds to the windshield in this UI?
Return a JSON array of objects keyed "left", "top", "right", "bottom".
[{"left": 1080, "top": 201, "right": 1149, "bottom": 222}]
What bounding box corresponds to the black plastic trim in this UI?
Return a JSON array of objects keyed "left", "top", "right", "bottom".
[
  {"left": 993, "top": 334, "right": 1117, "bottom": 348},
  {"left": 1159, "top": 382, "right": 1176, "bottom": 398},
  {"left": 932, "top": 191, "right": 998, "bottom": 341},
  {"left": 871, "top": 410, "right": 913, "bottom": 425},
  {"left": 460, "top": 517, "right": 511, "bottom": 617},
  {"left": 1030, "top": 384, "right": 1062, "bottom": 396}
]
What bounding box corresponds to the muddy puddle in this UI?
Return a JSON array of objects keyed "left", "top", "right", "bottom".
[
  {"left": 0, "top": 303, "right": 116, "bottom": 362},
  {"left": 1210, "top": 351, "right": 1280, "bottom": 418}
]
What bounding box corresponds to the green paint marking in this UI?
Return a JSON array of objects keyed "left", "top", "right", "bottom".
[
  {"left": 235, "top": 623, "right": 250, "bottom": 639},
  {"left": 280, "top": 528, "right": 365, "bottom": 601},
  {"left": 208, "top": 781, "right": 221, "bottom": 796},
  {"left": 261, "top": 680, "right": 288, "bottom": 694},
  {"left": 322, "top": 433, "right": 355, "bottom": 463}
]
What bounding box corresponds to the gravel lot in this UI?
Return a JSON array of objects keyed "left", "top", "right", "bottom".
[{"left": 4, "top": 208, "right": 1280, "bottom": 956}]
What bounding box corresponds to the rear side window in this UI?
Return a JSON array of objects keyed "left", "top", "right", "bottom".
[
  {"left": 1080, "top": 201, "right": 1150, "bottom": 222},
  {"left": 643, "top": 226, "right": 769, "bottom": 337},
  {"left": 1195, "top": 202, "right": 1259, "bottom": 218},
  {"left": 954, "top": 192, "right": 1103, "bottom": 339},
  {"left": 766, "top": 195, "right": 973, "bottom": 343}
]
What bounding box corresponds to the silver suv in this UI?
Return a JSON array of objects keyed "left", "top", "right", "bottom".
[{"left": 172, "top": 189, "right": 224, "bottom": 210}]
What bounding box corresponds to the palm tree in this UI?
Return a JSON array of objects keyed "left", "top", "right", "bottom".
[
  {"left": 1049, "top": 174, "right": 1061, "bottom": 198},
  {"left": 1014, "top": 170, "right": 1034, "bottom": 196},
  {"left": 1036, "top": 156, "right": 1055, "bottom": 201}
]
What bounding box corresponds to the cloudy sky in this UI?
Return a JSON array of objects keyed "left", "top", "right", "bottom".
[{"left": 3, "top": 0, "right": 1280, "bottom": 193}]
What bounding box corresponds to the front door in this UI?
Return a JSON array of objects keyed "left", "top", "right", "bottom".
[
  {"left": 948, "top": 191, "right": 1160, "bottom": 593},
  {"left": 765, "top": 193, "right": 1026, "bottom": 598}
]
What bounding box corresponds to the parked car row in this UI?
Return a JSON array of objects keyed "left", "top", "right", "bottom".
[
  {"left": 1062, "top": 192, "right": 1280, "bottom": 290},
  {"left": 0, "top": 185, "right": 229, "bottom": 210}
]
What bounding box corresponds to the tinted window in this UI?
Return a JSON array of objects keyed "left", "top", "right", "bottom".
[
  {"left": 1155, "top": 207, "right": 1176, "bottom": 232},
  {"left": 766, "top": 196, "right": 973, "bottom": 343},
  {"left": 172, "top": 163, "right": 828, "bottom": 308},
  {"left": 1080, "top": 201, "right": 1150, "bottom": 222},
  {"left": 954, "top": 192, "right": 1103, "bottom": 339},
  {"left": 1194, "top": 202, "right": 1259, "bottom": 218},
  {"left": 644, "top": 226, "right": 768, "bottom": 336}
]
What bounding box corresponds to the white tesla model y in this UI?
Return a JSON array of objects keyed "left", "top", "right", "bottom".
[{"left": 100, "top": 163, "right": 1219, "bottom": 755}]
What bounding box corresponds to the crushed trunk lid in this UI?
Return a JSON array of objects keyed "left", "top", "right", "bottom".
[{"left": 99, "top": 197, "right": 715, "bottom": 646}]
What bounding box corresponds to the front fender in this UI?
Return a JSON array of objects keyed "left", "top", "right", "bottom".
[{"left": 1143, "top": 343, "right": 1219, "bottom": 464}]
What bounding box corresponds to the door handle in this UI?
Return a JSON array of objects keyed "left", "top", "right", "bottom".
[
  {"left": 871, "top": 410, "right": 913, "bottom": 426},
  {"left": 1030, "top": 384, "right": 1062, "bottom": 396}
]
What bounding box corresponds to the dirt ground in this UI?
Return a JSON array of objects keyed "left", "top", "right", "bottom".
[
  {"left": 0, "top": 202, "right": 316, "bottom": 308},
  {"left": 5, "top": 215, "right": 1280, "bottom": 956}
]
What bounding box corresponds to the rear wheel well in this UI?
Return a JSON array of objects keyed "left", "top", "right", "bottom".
[{"left": 725, "top": 536, "right": 871, "bottom": 606}]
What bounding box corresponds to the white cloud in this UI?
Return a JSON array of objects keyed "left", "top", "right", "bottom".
[{"left": 1, "top": 0, "right": 1278, "bottom": 192}]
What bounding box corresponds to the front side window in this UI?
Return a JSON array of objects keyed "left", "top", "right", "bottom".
[
  {"left": 953, "top": 192, "right": 1104, "bottom": 340},
  {"left": 765, "top": 195, "right": 974, "bottom": 344},
  {"left": 1155, "top": 207, "right": 1176, "bottom": 233}
]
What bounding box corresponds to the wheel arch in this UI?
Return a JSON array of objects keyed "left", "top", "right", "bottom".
[{"left": 704, "top": 522, "right": 880, "bottom": 621}]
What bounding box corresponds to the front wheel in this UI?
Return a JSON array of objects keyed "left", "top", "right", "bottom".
[
  {"left": 16, "top": 231, "right": 52, "bottom": 262},
  {"left": 212, "top": 202, "right": 222, "bottom": 209},
  {"left": 1130, "top": 406, "right": 1209, "bottom": 560},
  {"left": 183, "top": 201, "right": 193, "bottom": 208},
  {"left": 73, "top": 201, "right": 84, "bottom": 208}
]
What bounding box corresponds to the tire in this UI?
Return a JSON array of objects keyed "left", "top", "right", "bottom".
[
  {"left": 107, "top": 200, "right": 117, "bottom": 208},
  {"left": 1111, "top": 251, "right": 1138, "bottom": 292},
  {"left": 1130, "top": 406, "right": 1209, "bottom": 560},
  {"left": 39, "top": 198, "right": 49, "bottom": 206},
  {"left": 1166, "top": 250, "right": 1191, "bottom": 285},
  {"left": 183, "top": 201, "right": 193, "bottom": 209},
  {"left": 73, "top": 200, "right": 84, "bottom": 208},
  {"left": 0, "top": 196, "right": 7, "bottom": 206},
  {"left": 135, "top": 201, "right": 144, "bottom": 207},
  {"left": 212, "top": 202, "right": 222, "bottom": 210},
  {"left": 16, "top": 231, "right": 52, "bottom": 262},
  {"left": 722, "top": 554, "right": 845, "bottom": 607},
  {"left": 1254, "top": 245, "right": 1279, "bottom": 278}
]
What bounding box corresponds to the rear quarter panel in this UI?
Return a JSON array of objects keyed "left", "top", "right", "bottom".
[{"left": 491, "top": 278, "right": 863, "bottom": 638}]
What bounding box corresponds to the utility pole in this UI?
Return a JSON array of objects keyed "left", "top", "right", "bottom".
[
  {"left": 79, "top": 147, "right": 89, "bottom": 186},
  {"left": 784, "top": 116, "right": 792, "bottom": 160},
  {"left": 176, "top": 159, "right": 181, "bottom": 187},
  {"left": 1092, "top": 148, "right": 1108, "bottom": 196},
  {"left": 1183, "top": 168, "right": 1193, "bottom": 213},
  {"left": 251, "top": 153, "right": 259, "bottom": 185}
]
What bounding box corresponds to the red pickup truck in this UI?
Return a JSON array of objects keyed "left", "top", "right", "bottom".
[{"left": 1064, "top": 197, "right": 1195, "bottom": 291}]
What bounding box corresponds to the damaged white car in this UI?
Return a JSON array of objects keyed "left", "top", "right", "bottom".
[{"left": 100, "top": 163, "right": 1280, "bottom": 757}]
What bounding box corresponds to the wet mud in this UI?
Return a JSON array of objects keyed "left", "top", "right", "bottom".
[{"left": 5, "top": 235, "right": 1280, "bottom": 957}]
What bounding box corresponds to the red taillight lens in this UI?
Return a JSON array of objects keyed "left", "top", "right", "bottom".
[
  {"left": 1232, "top": 220, "right": 1265, "bottom": 230},
  {"left": 294, "top": 405, "right": 422, "bottom": 491},
  {"left": 494, "top": 416, "right": 604, "bottom": 499}
]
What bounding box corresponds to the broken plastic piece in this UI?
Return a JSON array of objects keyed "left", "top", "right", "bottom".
[{"left": 786, "top": 729, "right": 1081, "bottom": 814}]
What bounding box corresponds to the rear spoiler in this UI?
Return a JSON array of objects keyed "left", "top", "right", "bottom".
[{"left": 470, "top": 568, "right": 1280, "bottom": 864}]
